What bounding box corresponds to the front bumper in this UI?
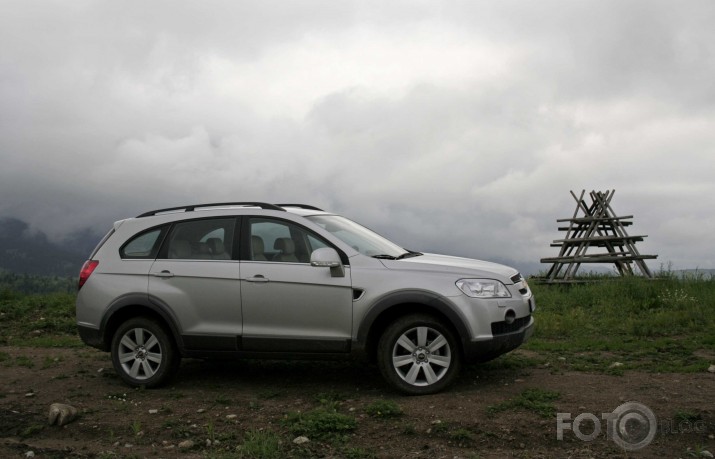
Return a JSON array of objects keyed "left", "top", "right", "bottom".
[{"left": 462, "top": 315, "right": 534, "bottom": 363}]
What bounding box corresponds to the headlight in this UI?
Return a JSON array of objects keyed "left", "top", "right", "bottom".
[{"left": 456, "top": 279, "right": 511, "bottom": 298}]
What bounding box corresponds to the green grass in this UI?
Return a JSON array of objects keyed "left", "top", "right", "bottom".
[
  {"left": 235, "top": 429, "right": 283, "bottom": 459},
  {"left": 19, "top": 424, "right": 45, "bottom": 438},
  {"left": 313, "top": 391, "right": 347, "bottom": 411},
  {"left": 365, "top": 399, "right": 403, "bottom": 418},
  {"left": 674, "top": 410, "right": 703, "bottom": 423},
  {"left": 487, "top": 388, "right": 560, "bottom": 418},
  {"left": 527, "top": 276, "right": 715, "bottom": 372},
  {"left": 15, "top": 356, "right": 34, "bottom": 368},
  {"left": 283, "top": 408, "right": 357, "bottom": 442},
  {"left": 314, "top": 390, "right": 347, "bottom": 404},
  {"left": 450, "top": 427, "right": 474, "bottom": 443},
  {"left": 130, "top": 420, "right": 142, "bottom": 436},
  {"left": 430, "top": 420, "right": 451, "bottom": 435},
  {"left": 0, "top": 291, "right": 78, "bottom": 346}
]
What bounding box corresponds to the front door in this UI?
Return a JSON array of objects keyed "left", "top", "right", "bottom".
[{"left": 240, "top": 217, "right": 352, "bottom": 353}]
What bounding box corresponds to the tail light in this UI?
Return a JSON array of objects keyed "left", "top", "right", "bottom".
[{"left": 78, "top": 260, "right": 99, "bottom": 290}]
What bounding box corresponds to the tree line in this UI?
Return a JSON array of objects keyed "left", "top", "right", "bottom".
[{"left": 0, "top": 271, "right": 76, "bottom": 296}]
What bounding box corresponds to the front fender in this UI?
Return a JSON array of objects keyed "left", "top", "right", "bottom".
[{"left": 355, "top": 290, "right": 471, "bottom": 352}]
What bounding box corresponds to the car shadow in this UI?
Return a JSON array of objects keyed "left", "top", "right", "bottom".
[{"left": 173, "top": 358, "right": 387, "bottom": 394}]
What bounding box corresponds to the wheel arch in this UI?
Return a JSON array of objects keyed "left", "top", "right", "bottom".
[
  {"left": 356, "top": 291, "right": 470, "bottom": 363},
  {"left": 99, "top": 294, "right": 184, "bottom": 353}
]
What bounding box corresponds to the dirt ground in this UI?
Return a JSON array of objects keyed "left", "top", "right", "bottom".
[{"left": 0, "top": 346, "right": 713, "bottom": 459}]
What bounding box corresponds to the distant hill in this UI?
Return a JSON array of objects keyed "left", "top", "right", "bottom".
[{"left": 0, "top": 217, "right": 100, "bottom": 277}]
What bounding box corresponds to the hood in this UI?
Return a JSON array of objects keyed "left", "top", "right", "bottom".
[{"left": 380, "top": 253, "right": 519, "bottom": 281}]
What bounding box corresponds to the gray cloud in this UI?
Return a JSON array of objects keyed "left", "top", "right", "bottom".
[{"left": 1, "top": 0, "right": 714, "bottom": 273}]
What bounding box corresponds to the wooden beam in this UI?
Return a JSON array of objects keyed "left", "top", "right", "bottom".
[
  {"left": 540, "top": 255, "right": 658, "bottom": 263},
  {"left": 552, "top": 235, "right": 646, "bottom": 243},
  {"left": 556, "top": 215, "right": 634, "bottom": 222},
  {"left": 557, "top": 222, "right": 633, "bottom": 230}
]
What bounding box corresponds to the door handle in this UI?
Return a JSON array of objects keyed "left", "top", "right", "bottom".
[
  {"left": 152, "top": 270, "right": 174, "bottom": 278},
  {"left": 246, "top": 275, "right": 269, "bottom": 283}
]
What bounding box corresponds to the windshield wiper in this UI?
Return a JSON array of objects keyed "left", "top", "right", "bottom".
[
  {"left": 397, "top": 251, "right": 423, "bottom": 260},
  {"left": 372, "top": 251, "right": 423, "bottom": 260}
]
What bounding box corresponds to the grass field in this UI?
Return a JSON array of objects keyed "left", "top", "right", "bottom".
[{"left": 526, "top": 275, "right": 715, "bottom": 374}]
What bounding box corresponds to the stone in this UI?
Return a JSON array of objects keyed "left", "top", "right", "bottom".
[
  {"left": 707, "top": 364, "right": 715, "bottom": 373},
  {"left": 293, "top": 436, "right": 310, "bottom": 445},
  {"left": 178, "top": 440, "right": 194, "bottom": 449},
  {"left": 48, "top": 403, "right": 78, "bottom": 426}
]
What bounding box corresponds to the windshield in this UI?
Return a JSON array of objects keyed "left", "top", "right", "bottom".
[{"left": 306, "top": 215, "right": 407, "bottom": 258}]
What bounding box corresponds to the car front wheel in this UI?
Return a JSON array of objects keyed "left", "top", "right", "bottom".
[
  {"left": 110, "top": 317, "right": 179, "bottom": 388},
  {"left": 377, "top": 314, "right": 462, "bottom": 395}
]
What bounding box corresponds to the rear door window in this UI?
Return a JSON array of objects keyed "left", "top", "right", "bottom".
[{"left": 160, "top": 218, "right": 236, "bottom": 260}]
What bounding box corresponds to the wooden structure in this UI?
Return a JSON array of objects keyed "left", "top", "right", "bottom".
[{"left": 540, "top": 190, "right": 657, "bottom": 282}]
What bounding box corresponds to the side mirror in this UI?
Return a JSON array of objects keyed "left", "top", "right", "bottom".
[{"left": 310, "top": 248, "right": 345, "bottom": 278}]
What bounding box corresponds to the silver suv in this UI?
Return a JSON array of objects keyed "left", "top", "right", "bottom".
[{"left": 76, "top": 202, "right": 534, "bottom": 395}]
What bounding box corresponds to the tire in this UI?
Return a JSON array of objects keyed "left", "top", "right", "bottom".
[
  {"left": 377, "top": 314, "right": 462, "bottom": 395},
  {"left": 110, "top": 317, "right": 180, "bottom": 388}
]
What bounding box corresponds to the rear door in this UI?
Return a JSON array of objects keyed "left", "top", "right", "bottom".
[
  {"left": 239, "top": 217, "right": 353, "bottom": 353},
  {"left": 148, "top": 217, "right": 241, "bottom": 351}
]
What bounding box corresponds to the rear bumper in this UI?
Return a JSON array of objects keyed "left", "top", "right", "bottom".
[
  {"left": 77, "top": 325, "right": 108, "bottom": 351},
  {"left": 462, "top": 316, "right": 534, "bottom": 363}
]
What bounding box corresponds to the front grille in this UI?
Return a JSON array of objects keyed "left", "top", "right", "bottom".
[{"left": 491, "top": 315, "right": 531, "bottom": 336}]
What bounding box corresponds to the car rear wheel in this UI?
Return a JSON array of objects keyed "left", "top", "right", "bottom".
[
  {"left": 377, "top": 314, "right": 462, "bottom": 395},
  {"left": 111, "top": 317, "right": 179, "bottom": 388}
]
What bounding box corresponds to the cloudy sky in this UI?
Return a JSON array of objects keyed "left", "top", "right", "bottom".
[{"left": 1, "top": 0, "right": 714, "bottom": 274}]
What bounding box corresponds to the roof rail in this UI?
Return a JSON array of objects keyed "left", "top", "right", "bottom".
[
  {"left": 137, "top": 202, "right": 285, "bottom": 218},
  {"left": 276, "top": 203, "right": 324, "bottom": 211}
]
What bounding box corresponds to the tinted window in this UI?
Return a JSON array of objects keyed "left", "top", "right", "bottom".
[
  {"left": 249, "top": 218, "right": 330, "bottom": 263},
  {"left": 120, "top": 228, "right": 164, "bottom": 259},
  {"left": 161, "top": 218, "right": 235, "bottom": 260}
]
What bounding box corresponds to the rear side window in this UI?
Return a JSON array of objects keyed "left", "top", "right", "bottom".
[
  {"left": 120, "top": 227, "right": 166, "bottom": 259},
  {"left": 160, "top": 218, "right": 236, "bottom": 260}
]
